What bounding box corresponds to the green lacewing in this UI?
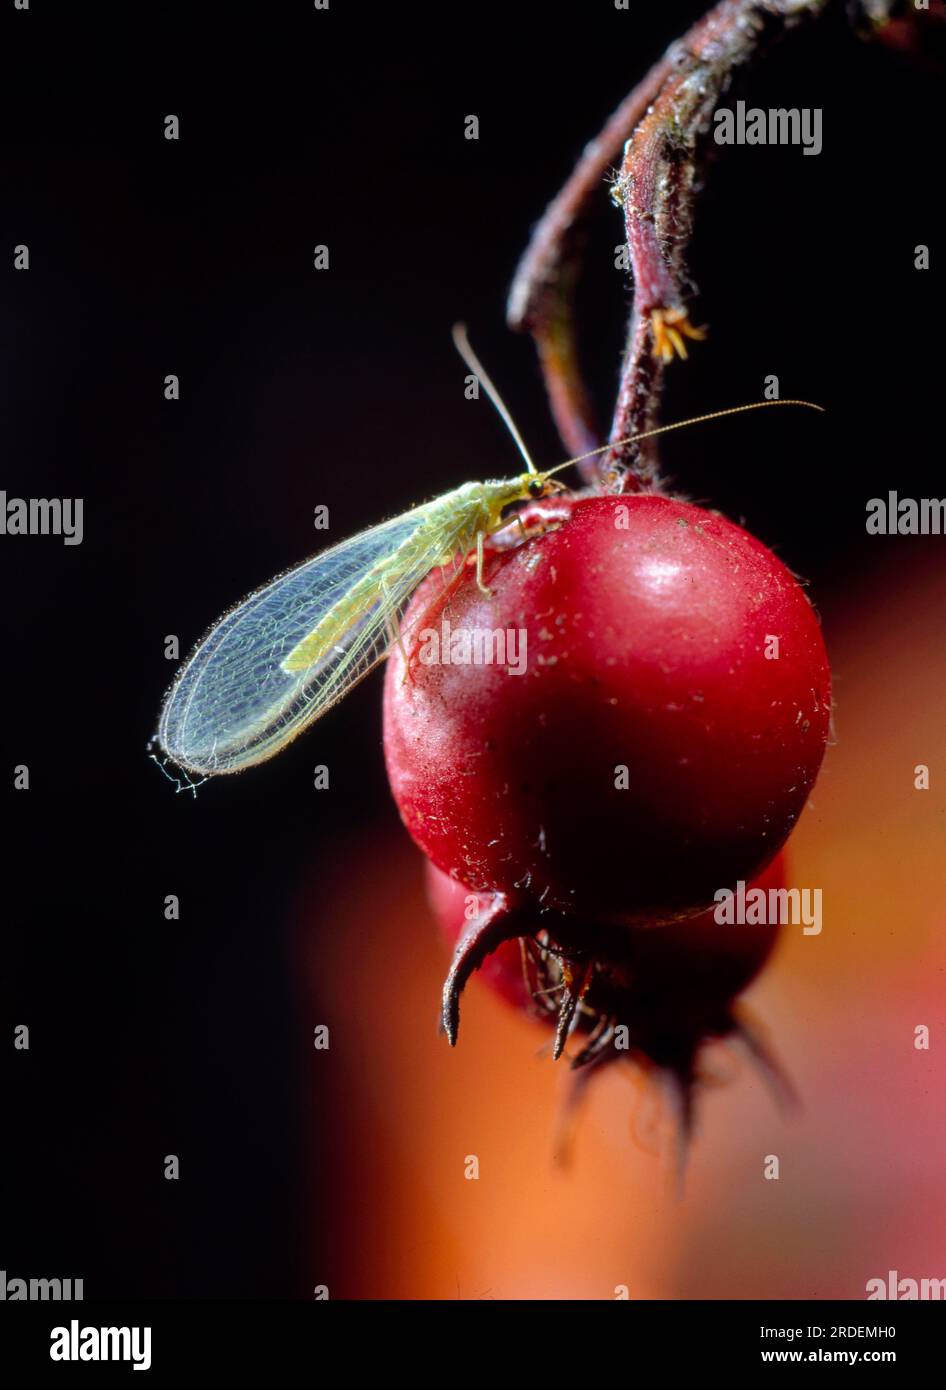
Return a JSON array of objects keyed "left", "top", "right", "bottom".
[{"left": 155, "top": 327, "right": 822, "bottom": 780}]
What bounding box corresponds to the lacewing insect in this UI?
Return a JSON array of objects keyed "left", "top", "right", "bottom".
[{"left": 154, "top": 326, "right": 822, "bottom": 779}]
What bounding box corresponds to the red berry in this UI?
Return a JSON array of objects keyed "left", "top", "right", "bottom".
[{"left": 384, "top": 494, "right": 830, "bottom": 930}]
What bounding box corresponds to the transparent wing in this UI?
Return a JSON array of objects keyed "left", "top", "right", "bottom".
[{"left": 157, "top": 503, "right": 454, "bottom": 775}]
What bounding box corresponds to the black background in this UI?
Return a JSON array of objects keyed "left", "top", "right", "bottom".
[{"left": 0, "top": 0, "right": 941, "bottom": 1298}]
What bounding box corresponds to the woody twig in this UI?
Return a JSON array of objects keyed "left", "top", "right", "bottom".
[{"left": 508, "top": 0, "right": 908, "bottom": 492}]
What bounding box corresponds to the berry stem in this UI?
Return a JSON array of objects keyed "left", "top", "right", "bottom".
[
  {"left": 508, "top": 0, "right": 907, "bottom": 492},
  {"left": 605, "top": 0, "right": 828, "bottom": 491},
  {"left": 506, "top": 47, "right": 674, "bottom": 466}
]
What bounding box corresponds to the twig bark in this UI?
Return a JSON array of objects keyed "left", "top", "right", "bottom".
[
  {"left": 604, "top": 0, "right": 829, "bottom": 491},
  {"left": 508, "top": 0, "right": 907, "bottom": 493},
  {"left": 506, "top": 48, "right": 677, "bottom": 466}
]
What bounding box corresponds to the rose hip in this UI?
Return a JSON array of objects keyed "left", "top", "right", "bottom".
[
  {"left": 384, "top": 494, "right": 829, "bottom": 926},
  {"left": 383, "top": 489, "right": 828, "bottom": 1139}
]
